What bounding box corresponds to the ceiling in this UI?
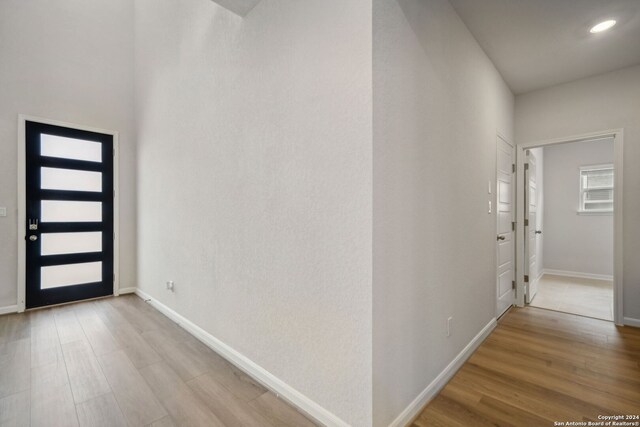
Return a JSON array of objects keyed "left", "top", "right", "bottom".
[{"left": 449, "top": 0, "right": 640, "bottom": 94}]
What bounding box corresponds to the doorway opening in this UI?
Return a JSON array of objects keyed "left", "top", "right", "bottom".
[
  {"left": 18, "top": 116, "right": 119, "bottom": 311},
  {"left": 516, "top": 130, "right": 623, "bottom": 324}
]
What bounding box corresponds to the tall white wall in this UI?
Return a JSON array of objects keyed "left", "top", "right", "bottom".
[
  {"left": 372, "top": 0, "right": 514, "bottom": 425},
  {"left": 543, "top": 139, "right": 614, "bottom": 277},
  {"left": 134, "top": 0, "right": 373, "bottom": 425},
  {"left": 516, "top": 65, "right": 640, "bottom": 322},
  {"left": 0, "top": 0, "right": 136, "bottom": 309}
]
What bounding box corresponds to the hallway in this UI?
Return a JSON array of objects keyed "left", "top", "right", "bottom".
[{"left": 413, "top": 307, "right": 640, "bottom": 426}]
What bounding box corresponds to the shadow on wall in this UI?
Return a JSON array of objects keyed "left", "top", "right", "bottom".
[{"left": 399, "top": 0, "right": 457, "bottom": 86}]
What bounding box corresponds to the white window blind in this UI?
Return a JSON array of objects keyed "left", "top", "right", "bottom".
[{"left": 579, "top": 165, "right": 613, "bottom": 213}]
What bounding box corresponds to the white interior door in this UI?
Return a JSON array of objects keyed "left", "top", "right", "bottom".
[
  {"left": 525, "top": 150, "right": 538, "bottom": 303},
  {"left": 496, "top": 136, "right": 515, "bottom": 317}
]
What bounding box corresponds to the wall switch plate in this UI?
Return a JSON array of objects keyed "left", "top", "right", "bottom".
[
  {"left": 488, "top": 180, "right": 492, "bottom": 194},
  {"left": 0, "top": 207, "right": 6, "bottom": 217}
]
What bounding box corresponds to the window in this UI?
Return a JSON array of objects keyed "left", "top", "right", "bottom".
[{"left": 579, "top": 164, "right": 613, "bottom": 213}]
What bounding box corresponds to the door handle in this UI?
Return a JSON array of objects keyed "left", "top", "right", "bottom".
[
  {"left": 535, "top": 230, "right": 542, "bottom": 234},
  {"left": 497, "top": 235, "right": 506, "bottom": 241},
  {"left": 29, "top": 235, "right": 38, "bottom": 241}
]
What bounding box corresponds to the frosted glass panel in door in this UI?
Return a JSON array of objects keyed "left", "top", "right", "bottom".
[
  {"left": 41, "top": 167, "right": 102, "bottom": 192},
  {"left": 41, "top": 200, "right": 102, "bottom": 222},
  {"left": 41, "top": 232, "right": 102, "bottom": 256},
  {"left": 41, "top": 134, "right": 102, "bottom": 162},
  {"left": 41, "top": 262, "right": 102, "bottom": 289}
]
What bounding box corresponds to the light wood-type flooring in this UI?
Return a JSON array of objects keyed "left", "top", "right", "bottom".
[
  {"left": 0, "top": 294, "right": 317, "bottom": 427},
  {"left": 413, "top": 307, "right": 640, "bottom": 426},
  {"left": 530, "top": 274, "right": 613, "bottom": 321}
]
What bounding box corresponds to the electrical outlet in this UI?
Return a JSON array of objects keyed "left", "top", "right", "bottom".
[
  {"left": 447, "top": 316, "right": 453, "bottom": 337},
  {"left": 166, "top": 280, "right": 174, "bottom": 292},
  {"left": 488, "top": 200, "right": 492, "bottom": 214}
]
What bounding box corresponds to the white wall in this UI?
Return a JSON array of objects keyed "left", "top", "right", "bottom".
[
  {"left": 372, "top": 0, "right": 514, "bottom": 425},
  {"left": 0, "top": 0, "right": 136, "bottom": 309},
  {"left": 134, "top": 0, "right": 372, "bottom": 425},
  {"left": 529, "top": 147, "right": 544, "bottom": 278},
  {"left": 516, "top": 64, "right": 640, "bottom": 321},
  {"left": 542, "top": 139, "right": 614, "bottom": 277}
]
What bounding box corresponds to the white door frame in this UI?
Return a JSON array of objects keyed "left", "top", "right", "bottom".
[
  {"left": 17, "top": 114, "right": 120, "bottom": 312},
  {"left": 496, "top": 133, "right": 516, "bottom": 317},
  {"left": 515, "top": 129, "right": 624, "bottom": 325}
]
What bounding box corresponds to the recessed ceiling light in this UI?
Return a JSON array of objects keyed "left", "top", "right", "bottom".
[{"left": 590, "top": 20, "right": 617, "bottom": 33}]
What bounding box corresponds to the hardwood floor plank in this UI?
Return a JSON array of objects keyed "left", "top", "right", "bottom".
[
  {"left": 248, "top": 392, "right": 317, "bottom": 427},
  {"left": 452, "top": 364, "right": 607, "bottom": 421},
  {"left": 76, "top": 393, "right": 127, "bottom": 427},
  {"left": 3, "top": 294, "right": 321, "bottom": 427},
  {"left": 31, "top": 322, "right": 64, "bottom": 369},
  {"left": 92, "top": 300, "right": 129, "bottom": 329},
  {"left": 415, "top": 307, "right": 640, "bottom": 425},
  {"left": 139, "top": 361, "right": 185, "bottom": 401},
  {"left": 0, "top": 338, "right": 30, "bottom": 399},
  {"left": 415, "top": 394, "right": 503, "bottom": 427},
  {"left": 27, "top": 308, "right": 55, "bottom": 329},
  {"left": 148, "top": 416, "right": 176, "bottom": 427},
  {"left": 0, "top": 313, "right": 30, "bottom": 345},
  {"left": 141, "top": 330, "right": 210, "bottom": 381},
  {"left": 97, "top": 350, "right": 167, "bottom": 426},
  {"left": 184, "top": 340, "right": 267, "bottom": 402},
  {"left": 0, "top": 390, "right": 30, "bottom": 427},
  {"left": 74, "top": 305, "right": 121, "bottom": 356},
  {"left": 61, "top": 339, "right": 111, "bottom": 404},
  {"left": 469, "top": 348, "right": 640, "bottom": 411},
  {"left": 139, "top": 361, "right": 225, "bottom": 427},
  {"left": 31, "top": 359, "right": 79, "bottom": 427},
  {"left": 188, "top": 372, "right": 274, "bottom": 427},
  {"left": 109, "top": 321, "right": 162, "bottom": 369},
  {"left": 160, "top": 384, "right": 226, "bottom": 427},
  {"left": 108, "top": 297, "right": 166, "bottom": 334},
  {"left": 54, "top": 308, "right": 86, "bottom": 345}
]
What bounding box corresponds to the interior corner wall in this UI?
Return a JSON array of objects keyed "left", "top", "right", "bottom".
[
  {"left": 134, "top": 0, "right": 373, "bottom": 425},
  {"left": 0, "top": 0, "right": 137, "bottom": 309},
  {"left": 542, "top": 139, "right": 614, "bottom": 277},
  {"left": 372, "top": 0, "right": 514, "bottom": 425},
  {"left": 515, "top": 64, "right": 640, "bottom": 321}
]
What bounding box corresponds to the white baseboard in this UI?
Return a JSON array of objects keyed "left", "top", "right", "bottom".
[
  {"left": 0, "top": 305, "right": 18, "bottom": 315},
  {"left": 118, "top": 287, "right": 137, "bottom": 295},
  {"left": 133, "top": 289, "right": 348, "bottom": 427},
  {"left": 542, "top": 269, "right": 613, "bottom": 282},
  {"left": 389, "top": 318, "right": 497, "bottom": 427},
  {"left": 624, "top": 317, "right": 640, "bottom": 328}
]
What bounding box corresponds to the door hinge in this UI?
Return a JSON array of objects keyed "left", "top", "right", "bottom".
[
  {"left": 512, "top": 280, "right": 516, "bottom": 290},
  {"left": 113, "top": 148, "right": 116, "bottom": 157},
  {"left": 512, "top": 164, "right": 516, "bottom": 173},
  {"left": 113, "top": 273, "right": 115, "bottom": 282},
  {"left": 525, "top": 163, "right": 529, "bottom": 170},
  {"left": 511, "top": 221, "right": 515, "bottom": 231},
  {"left": 524, "top": 275, "right": 529, "bottom": 283},
  {"left": 524, "top": 219, "right": 529, "bottom": 227}
]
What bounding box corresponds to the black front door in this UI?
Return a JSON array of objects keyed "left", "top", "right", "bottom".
[{"left": 25, "top": 120, "right": 114, "bottom": 309}]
